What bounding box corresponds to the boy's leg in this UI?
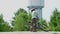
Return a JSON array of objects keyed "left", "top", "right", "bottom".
[{"left": 32, "top": 18, "right": 37, "bottom": 32}]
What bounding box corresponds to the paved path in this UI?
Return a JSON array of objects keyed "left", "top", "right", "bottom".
[{"left": 0, "top": 32, "right": 60, "bottom": 34}]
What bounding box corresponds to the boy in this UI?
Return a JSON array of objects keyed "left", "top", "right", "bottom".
[{"left": 30, "top": 8, "right": 38, "bottom": 32}]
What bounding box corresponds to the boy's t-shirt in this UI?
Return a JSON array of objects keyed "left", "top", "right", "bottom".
[{"left": 32, "top": 10, "right": 38, "bottom": 19}]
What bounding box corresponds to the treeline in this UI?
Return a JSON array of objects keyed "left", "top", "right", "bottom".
[{"left": 0, "top": 8, "right": 60, "bottom": 32}]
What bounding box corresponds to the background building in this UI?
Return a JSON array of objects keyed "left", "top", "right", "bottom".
[{"left": 27, "top": 0, "right": 44, "bottom": 18}]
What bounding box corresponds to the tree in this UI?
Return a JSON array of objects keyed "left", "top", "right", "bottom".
[
  {"left": 13, "top": 8, "right": 30, "bottom": 31},
  {"left": 2, "top": 22, "right": 10, "bottom": 32},
  {"left": 12, "top": 8, "right": 27, "bottom": 26},
  {"left": 0, "top": 14, "right": 10, "bottom": 32},
  {"left": 0, "top": 14, "right": 4, "bottom": 31},
  {"left": 49, "top": 8, "right": 60, "bottom": 31},
  {"left": 15, "top": 8, "right": 27, "bottom": 16},
  {"left": 37, "top": 18, "right": 48, "bottom": 31}
]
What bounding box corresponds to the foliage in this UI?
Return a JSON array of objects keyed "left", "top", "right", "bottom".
[
  {"left": 49, "top": 8, "right": 60, "bottom": 31},
  {"left": 13, "top": 8, "right": 49, "bottom": 31},
  {"left": 0, "top": 14, "right": 10, "bottom": 32},
  {"left": 2, "top": 22, "right": 10, "bottom": 32},
  {"left": 37, "top": 18, "right": 48, "bottom": 31},
  {"left": 12, "top": 8, "right": 27, "bottom": 26},
  {"left": 13, "top": 8, "right": 30, "bottom": 31}
]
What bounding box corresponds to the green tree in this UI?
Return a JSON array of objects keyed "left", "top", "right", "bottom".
[
  {"left": 0, "top": 14, "right": 10, "bottom": 32},
  {"left": 0, "top": 14, "right": 4, "bottom": 31},
  {"left": 12, "top": 8, "right": 27, "bottom": 26},
  {"left": 37, "top": 18, "right": 48, "bottom": 31},
  {"left": 2, "top": 22, "right": 10, "bottom": 32},
  {"left": 49, "top": 8, "right": 60, "bottom": 31},
  {"left": 13, "top": 8, "right": 30, "bottom": 31}
]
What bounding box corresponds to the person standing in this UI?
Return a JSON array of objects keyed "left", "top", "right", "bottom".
[{"left": 30, "top": 8, "right": 38, "bottom": 32}]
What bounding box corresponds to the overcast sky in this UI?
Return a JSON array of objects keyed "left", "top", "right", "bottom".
[{"left": 0, "top": 0, "right": 60, "bottom": 23}]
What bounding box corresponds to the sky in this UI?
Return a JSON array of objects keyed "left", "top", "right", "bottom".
[{"left": 0, "top": 0, "right": 60, "bottom": 23}]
